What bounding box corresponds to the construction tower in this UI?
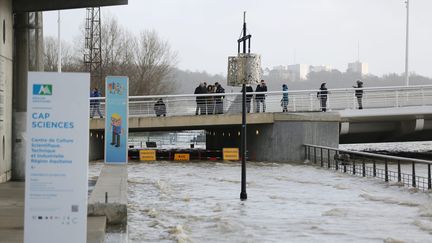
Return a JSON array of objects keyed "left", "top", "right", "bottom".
[{"left": 84, "top": 7, "right": 102, "bottom": 90}]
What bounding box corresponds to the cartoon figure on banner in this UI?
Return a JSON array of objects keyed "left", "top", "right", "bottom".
[
  {"left": 110, "top": 113, "right": 124, "bottom": 147},
  {"left": 108, "top": 82, "right": 124, "bottom": 95}
]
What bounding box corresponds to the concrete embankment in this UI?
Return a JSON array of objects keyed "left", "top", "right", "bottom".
[{"left": 88, "top": 164, "right": 128, "bottom": 226}]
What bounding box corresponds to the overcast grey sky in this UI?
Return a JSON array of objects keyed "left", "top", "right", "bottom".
[{"left": 43, "top": 0, "right": 432, "bottom": 77}]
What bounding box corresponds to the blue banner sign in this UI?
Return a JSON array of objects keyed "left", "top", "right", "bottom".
[{"left": 105, "top": 76, "right": 128, "bottom": 163}]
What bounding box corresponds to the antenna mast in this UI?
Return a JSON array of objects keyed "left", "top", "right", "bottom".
[{"left": 84, "top": 7, "right": 102, "bottom": 89}]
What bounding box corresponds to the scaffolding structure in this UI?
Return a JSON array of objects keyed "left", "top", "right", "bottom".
[{"left": 84, "top": 7, "right": 102, "bottom": 90}]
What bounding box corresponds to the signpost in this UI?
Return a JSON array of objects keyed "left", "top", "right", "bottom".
[
  {"left": 105, "top": 76, "right": 128, "bottom": 164},
  {"left": 24, "top": 72, "right": 89, "bottom": 243}
]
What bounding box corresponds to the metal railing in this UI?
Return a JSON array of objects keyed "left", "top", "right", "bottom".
[
  {"left": 304, "top": 144, "right": 432, "bottom": 192},
  {"left": 89, "top": 84, "right": 432, "bottom": 118}
]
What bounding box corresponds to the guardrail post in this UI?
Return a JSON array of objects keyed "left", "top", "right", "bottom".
[
  {"left": 373, "top": 160, "right": 376, "bottom": 177},
  {"left": 327, "top": 149, "right": 330, "bottom": 168},
  {"left": 428, "top": 164, "right": 431, "bottom": 190},
  {"left": 412, "top": 161, "right": 416, "bottom": 188},
  {"left": 397, "top": 160, "right": 401, "bottom": 182},
  {"left": 421, "top": 88, "right": 425, "bottom": 106},
  {"left": 304, "top": 145, "right": 308, "bottom": 161},
  {"left": 335, "top": 152, "right": 339, "bottom": 171},
  {"left": 395, "top": 90, "right": 399, "bottom": 107},
  {"left": 353, "top": 160, "right": 356, "bottom": 175},
  {"left": 314, "top": 147, "right": 317, "bottom": 164},
  {"left": 293, "top": 97, "right": 297, "bottom": 111},
  {"left": 362, "top": 158, "right": 366, "bottom": 177},
  {"left": 384, "top": 159, "right": 388, "bottom": 182},
  {"left": 309, "top": 94, "right": 313, "bottom": 111},
  {"left": 320, "top": 148, "right": 323, "bottom": 167}
]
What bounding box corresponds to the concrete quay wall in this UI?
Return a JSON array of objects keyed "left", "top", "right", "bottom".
[{"left": 206, "top": 113, "right": 340, "bottom": 162}]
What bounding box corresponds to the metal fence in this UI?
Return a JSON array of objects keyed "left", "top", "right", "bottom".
[
  {"left": 90, "top": 85, "right": 432, "bottom": 118},
  {"left": 304, "top": 144, "right": 432, "bottom": 192}
]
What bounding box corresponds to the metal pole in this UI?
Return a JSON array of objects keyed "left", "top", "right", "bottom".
[
  {"left": 404, "top": 0, "right": 410, "bottom": 86},
  {"left": 240, "top": 11, "right": 247, "bottom": 201},
  {"left": 240, "top": 83, "right": 247, "bottom": 200},
  {"left": 57, "top": 10, "right": 62, "bottom": 73}
]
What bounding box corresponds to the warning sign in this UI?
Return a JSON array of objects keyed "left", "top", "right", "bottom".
[
  {"left": 223, "top": 148, "right": 239, "bottom": 161},
  {"left": 174, "top": 153, "right": 190, "bottom": 161},
  {"left": 140, "top": 150, "right": 156, "bottom": 161}
]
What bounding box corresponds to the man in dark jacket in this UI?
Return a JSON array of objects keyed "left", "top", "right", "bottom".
[
  {"left": 90, "top": 87, "right": 103, "bottom": 118},
  {"left": 353, "top": 80, "right": 364, "bottom": 109},
  {"left": 154, "top": 98, "right": 167, "bottom": 117},
  {"left": 255, "top": 79, "right": 267, "bottom": 112},
  {"left": 317, "top": 82, "right": 328, "bottom": 112},
  {"left": 214, "top": 82, "right": 225, "bottom": 114},
  {"left": 241, "top": 84, "right": 254, "bottom": 113},
  {"left": 194, "top": 83, "right": 207, "bottom": 115}
]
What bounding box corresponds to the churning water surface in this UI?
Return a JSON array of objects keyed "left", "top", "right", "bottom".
[{"left": 118, "top": 161, "right": 432, "bottom": 243}]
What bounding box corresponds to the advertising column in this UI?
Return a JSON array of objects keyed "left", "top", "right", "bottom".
[
  {"left": 105, "top": 76, "right": 128, "bottom": 164},
  {"left": 24, "top": 72, "right": 89, "bottom": 243}
]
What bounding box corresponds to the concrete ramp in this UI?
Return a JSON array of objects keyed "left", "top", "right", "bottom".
[{"left": 88, "top": 165, "right": 128, "bottom": 226}]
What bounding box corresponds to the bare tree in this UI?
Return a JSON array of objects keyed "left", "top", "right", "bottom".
[
  {"left": 43, "top": 36, "right": 83, "bottom": 72},
  {"left": 44, "top": 14, "right": 178, "bottom": 96},
  {"left": 131, "top": 30, "right": 178, "bottom": 95}
]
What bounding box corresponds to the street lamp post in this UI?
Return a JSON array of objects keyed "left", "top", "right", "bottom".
[
  {"left": 57, "top": 10, "right": 62, "bottom": 73},
  {"left": 237, "top": 12, "right": 252, "bottom": 201},
  {"left": 404, "top": 0, "right": 410, "bottom": 86}
]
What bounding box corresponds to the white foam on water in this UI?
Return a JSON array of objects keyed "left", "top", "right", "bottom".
[
  {"left": 360, "top": 193, "right": 421, "bottom": 207},
  {"left": 322, "top": 208, "right": 348, "bottom": 217},
  {"left": 383, "top": 238, "right": 406, "bottom": 243},
  {"left": 118, "top": 162, "right": 432, "bottom": 242},
  {"left": 169, "top": 225, "right": 191, "bottom": 243}
]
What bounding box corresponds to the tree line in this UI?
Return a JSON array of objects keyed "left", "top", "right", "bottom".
[{"left": 43, "top": 15, "right": 178, "bottom": 96}]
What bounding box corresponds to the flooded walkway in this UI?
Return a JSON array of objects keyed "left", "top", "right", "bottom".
[{"left": 122, "top": 161, "right": 432, "bottom": 243}]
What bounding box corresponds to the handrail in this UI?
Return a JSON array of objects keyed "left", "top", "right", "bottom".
[
  {"left": 303, "top": 144, "right": 432, "bottom": 191},
  {"left": 89, "top": 84, "right": 432, "bottom": 117},
  {"left": 90, "top": 84, "right": 432, "bottom": 100},
  {"left": 303, "top": 144, "right": 432, "bottom": 165}
]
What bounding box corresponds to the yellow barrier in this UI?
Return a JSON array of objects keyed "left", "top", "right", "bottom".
[
  {"left": 139, "top": 150, "right": 156, "bottom": 161},
  {"left": 174, "top": 153, "right": 190, "bottom": 161},
  {"left": 223, "top": 148, "right": 239, "bottom": 161}
]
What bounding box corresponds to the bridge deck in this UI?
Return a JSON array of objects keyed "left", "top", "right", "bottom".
[{"left": 90, "top": 112, "right": 341, "bottom": 131}]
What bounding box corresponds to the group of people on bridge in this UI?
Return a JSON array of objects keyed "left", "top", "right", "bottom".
[
  {"left": 89, "top": 78, "right": 364, "bottom": 119},
  {"left": 317, "top": 80, "right": 364, "bottom": 112},
  {"left": 194, "top": 82, "right": 226, "bottom": 115}
]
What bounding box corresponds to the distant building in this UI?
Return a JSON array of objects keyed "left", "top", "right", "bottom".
[
  {"left": 269, "top": 66, "right": 290, "bottom": 80},
  {"left": 347, "top": 61, "right": 369, "bottom": 75},
  {"left": 309, "top": 65, "right": 332, "bottom": 73},
  {"left": 287, "top": 64, "right": 309, "bottom": 81}
]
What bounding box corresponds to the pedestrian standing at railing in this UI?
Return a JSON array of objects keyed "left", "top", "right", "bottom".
[
  {"left": 90, "top": 87, "right": 103, "bottom": 118},
  {"left": 281, "top": 84, "right": 289, "bottom": 112},
  {"left": 206, "top": 84, "right": 215, "bottom": 115},
  {"left": 154, "top": 98, "right": 166, "bottom": 117},
  {"left": 194, "top": 83, "right": 207, "bottom": 115},
  {"left": 317, "top": 82, "right": 328, "bottom": 112},
  {"left": 255, "top": 79, "right": 267, "bottom": 112},
  {"left": 241, "top": 84, "right": 254, "bottom": 113},
  {"left": 353, "top": 80, "right": 364, "bottom": 110},
  {"left": 214, "top": 82, "right": 225, "bottom": 114}
]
